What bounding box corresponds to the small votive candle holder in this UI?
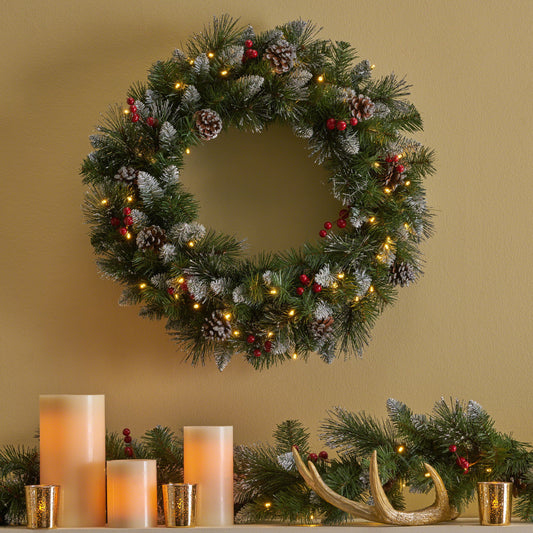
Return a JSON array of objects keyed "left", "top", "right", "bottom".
[
  {"left": 162, "top": 483, "right": 197, "bottom": 527},
  {"left": 25, "top": 485, "right": 60, "bottom": 529},
  {"left": 477, "top": 481, "right": 512, "bottom": 525}
]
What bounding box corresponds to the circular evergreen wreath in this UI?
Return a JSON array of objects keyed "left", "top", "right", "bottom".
[{"left": 82, "top": 16, "right": 434, "bottom": 370}]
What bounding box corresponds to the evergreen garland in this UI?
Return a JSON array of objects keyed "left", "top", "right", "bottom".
[
  {"left": 1, "top": 402, "right": 532, "bottom": 525},
  {"left": 82, "top": 16, "right": 435, "bottom": 370}
]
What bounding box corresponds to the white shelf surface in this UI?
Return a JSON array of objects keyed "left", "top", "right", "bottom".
[{"left": 2, "top": 519, "right": 533, "bottom": 531}]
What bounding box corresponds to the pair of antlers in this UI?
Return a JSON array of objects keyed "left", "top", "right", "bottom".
[{"left": 292, "top": 447, "right": 459, "bottom": 526}]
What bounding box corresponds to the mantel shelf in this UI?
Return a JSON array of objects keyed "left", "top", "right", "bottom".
[{"left": 2, "top": 520, "right": 533, "bottom": 532}]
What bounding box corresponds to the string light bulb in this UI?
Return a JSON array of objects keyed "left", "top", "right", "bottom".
[
  {"left": 354, "top": 296, "right": 360, "bottom": 303},
  {"left": 193, "top": 303, "right": 200, "bottom": 310},
  {"left": 123, "top": 108, "right": 130, "bottom": 115},
  {"left": 373, "top": 162, "right": 380, "bottom": 168},
  {"left": 174, "top": 82, "right": 182, "bottom": 89},
  {"left": 369, "top": 285, "right": 375, "bottom": 293},
  {"left": 486, "top": 468, "right": 492, "bottom": 473},
  {"left": 100, "top": 199, "right": 108, "bottom": 205},
  {"left": 288, "top": 309, "right": 296, "bottom": 317},
  {"left": 332, "top": 282, "right": 339, "bottom": 289},
  {"left": 224, "top": 313, "right": 231, "bottom": 320},
  {"left": 424, "top": 472, "right": 431, "bottom": 478},
  {"left": 397, "top": 445, "right": 405, "bottom": 454},
  {"left": 139, "top": 283, "right": 147, "bottom": 289},
  {"left": 384, "top": 187, "right": 392, "bottom": 194},
  {"left": 207, "top": 52, "right": 215, "bottom": 58},
  {"left": 264, "top": 502, "right": 271, "bottom": 509},
  {"left": 369, "top": 216, "right": 376, "bottom": 223},
  {"left": 232, "top": 330, "right": 240, "bottom": 337},
  {"left": 126, "top": 232, "right": 132, "bottom": 240},
  {"left": 188, "top": 241, "right": 195, "bottom": 247},
  {"left": 371, "top": 64, "right": 376, "bottom": 70},
  {"left": 292, "top": 353, "right": 298, "bottom": 359},
  {"left": 337, "top": 272, "right": 345, "bottom": 279},
  {"left": 220, "top": 69, "right": 229, "bottom": 76},
  {"left": 317, "top": 74, "right": 324, "bottom": 82},
  {"left": 185, "top": 148, "right": 191, "bottom": 154},
  {"left": 269, "top": 288, "right": 278, "bottom": 295},
  {"left": 177, "top": 277, "right": 185, "bottom": 284},
  {"left": 267, "top": 331, "right": 274, "bottom": 338},
  {"left": 189, "top": 59, "right": 194, "bottom": 65},
  {"left": 405, "top": 180, "right": 411, "bottom": 186},
  {"left": 127, "top": 196, "right": 133, "bottom": 202}
]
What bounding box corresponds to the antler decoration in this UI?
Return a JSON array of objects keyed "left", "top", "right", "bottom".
[{"left": 292, "top": 447, "right": 459, "bottom": 525}]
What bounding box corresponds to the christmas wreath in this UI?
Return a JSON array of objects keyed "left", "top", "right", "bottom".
[{"left": 82, "top": 16, "right": 435, "bottom": 370}]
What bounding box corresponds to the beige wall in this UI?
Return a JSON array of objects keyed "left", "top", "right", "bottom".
[{"left": 1, "top": 0, "right": 532, "bottom": 510}]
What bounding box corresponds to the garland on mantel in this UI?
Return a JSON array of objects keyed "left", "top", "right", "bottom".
[
  {"left": 81, "top": 15, "right": 435, "bottom": 370},
  {"left": 1, "top": 400, "right": 531, "bottom": 526}
]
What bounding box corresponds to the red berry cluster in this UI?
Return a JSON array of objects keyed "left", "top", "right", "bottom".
[
  {"left": 449, "top": 444, "right": 470, "bottom": 474},
  {"left": 319, "top": 208, "right": 350, "bottom": 238},
  {"left": 326, "top": 117, "right": 358, "bottom": 131},
  {"left": 308, "top": 450, "right": 329, "bottom": 462},
  {"left": 247, "top": 334, "right": 272, "bottom": 358},
  {"left": 385, "top": 154, "right": 405, "bottom": 174},
  {"left": 242, "top": 39, "right": 258, "bottom": 61},
  {"left": 123, "top": 428, "right": 133, "bottom": 457},
  {"left": 126, "top": 97, "right": 157, "bottom": 126},
  {"left": 111, "top": 207, "right": 133, "bottom": 236},
  {"left": 296, "top": 274, "right": 322, "bottom": 296}
]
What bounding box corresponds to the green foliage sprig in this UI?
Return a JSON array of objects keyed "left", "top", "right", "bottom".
[{"left": 82, "top": 15, "right": 435, "bottom": 370}]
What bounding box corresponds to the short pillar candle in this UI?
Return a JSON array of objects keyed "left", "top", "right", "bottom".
[
  {"left": 106, "top": 459, "right": 157, "bottom": 528},
  {"left": 183, "top": 426, "right": 233, "bottom": 526},
  {"left": 39, "top": 394, "right": 106, "bottom": 527}
]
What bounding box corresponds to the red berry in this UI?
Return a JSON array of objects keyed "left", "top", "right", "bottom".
[
  {"left": 307, "top": 453, "right": 318, "bottom": 462},
  {"left": 336, "top": 120, "right": 347, "bottom": 131},
  {"left": 124, "top": 446, "right": 133, "bottom": 457},
  {"left": 312, "top": 283, "right": 322, "bottom": 293},
  {"left": 124, "top": 216, "right": 133, "bottom": 226},
  {"left": 339, "top": 208, "right": 350, "bottom": 219},
  {"left": 245, "top": 48, "right": 257, "bottom": 59},
  {"left": 131, "top": 113, "right": 140, "bottom": 123},
  {"left": 264, "top": 341, "right": 272, "bottom": 352},
  {"left": 462, "top": 468, "right": 470, "bottom": 475},
  {"left": 181, "top": 281, "right": 188, "bottom": 292},
  {"left": 296, "top": 287, "right": 305, "bottom": 296},
  {"left": 167, "top": 287, "right": 175, "bottom": 295},
  {"left": 124, "top": 435, "right": 132, "bottom": 443},
  {"left": 319, "top": 229, "right": 327, "bottom": 238},
  {"left": 123, "top": 207, "right": 131, "bottom": 216},
  {"left": 129, "top": 105, "right": 137, "bottom": 113},
  {"left": 337, "top": 218, "right": 347, "bottom": 228},
  {"left": 396, "top": 164, "right": 405, "bottom": 173},
  {"left": 393, "top": 154, "right": 400, "bottom": 162},
  {"left": 326, "top": 118, "right": 336, "bottom": 130},
  {"left": 449, "top": 444, "right": 457, "bottom": 453},
  {"left": 318, "top": 451, "right": 328, "bottom": 460},
  {"left": 253, "top": 349, "right": 262, "bottom": 357},
  {"left": 111, "top": 217, "right": 121, "bottom": 228},
  {"left": 126, "top": 97, "right": 135, "bottom": 105},
  {"left": 385, "top": 157, "right": 394, "bottom": 163},
  {"left": 299, "top": 274, "right": 309, "bottom": 285},
  {"left": 119, "top": 227, "right": 127, "bottom": 236},
  {"left": 146, "top": 116, "right": 156, "bottom": 127},
  {"left": 247, "top": 335, "right": 256, "bottom": 344},
  {"left": 122, "top": 428, "right": 131, "bottom": 436},
  {"left": 293, "top": 445, "right": 300, "bottom": 451},
  {"left": 245, "top": 39, "right": 253, "bottom": 48},
  {"left": 350, "top": 117, "right": 358, "bottom": 126},
  {"left": 250, "top": 49, "right": 258, "bottom": 59},
  {"left": 324, "top": 221, "right": 332, "bottom": 230}
]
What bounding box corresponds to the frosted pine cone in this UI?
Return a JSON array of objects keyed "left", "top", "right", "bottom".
[
  {"left": 348, "top": 92, "right": 376, "bottom": 121},
  {"left": 136, "top": 225, "right": 166, "bottom": 251},
  {"left": 310, "top": 317, "right": 334, "bottom": 342},
  {"left": 264, "top": 39, "right": 296, "bottom": 74},
  {"left": 389, "top": 261, "right": 417, "bottom": 287},
  {"left": 382, "top": 163, "right": 405, "bottom": 190},
  {"left": 203, "top": 310, "right": 232, "bottom": 341},
  {"left": 195, "top": 109, "right": 223, "bottom": 140},
  {"left": 114, "top": 166, "right": 138, "bottom": 184}
]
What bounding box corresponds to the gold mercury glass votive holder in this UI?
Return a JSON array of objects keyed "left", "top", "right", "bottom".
[
  {"left": 162, "top": 483, "right": 197, "bottom": 527},
  {"left": 477, "top": 481, "right": 512, "bottom": 526},
  {"left": 25, "top": 485, "right": 60, "bottom": 529}
]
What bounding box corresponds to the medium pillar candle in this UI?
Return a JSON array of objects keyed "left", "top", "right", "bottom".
[
  {"left": 107, "top": 460, "right": 158, "bottom": 528},
  {"left": 183, "top": 426, "right": 233, "bottom": 526},
  {"left": 39, "top": 394, "right": 106, "bottom": 527}
]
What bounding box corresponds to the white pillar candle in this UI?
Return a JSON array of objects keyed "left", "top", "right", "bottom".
[
  {"left": 183, "top": 426, "right": 233, "bottom": 526},
  {"left": 39, "top": 394, "right": 106, "bottom": 527},
  {"left": 106, "top": 460, "right": 157, "bottom": 528}
]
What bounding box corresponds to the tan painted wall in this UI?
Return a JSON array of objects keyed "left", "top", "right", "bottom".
[{"left": 1, "top": 0, "right": 532, "bottom": 514}]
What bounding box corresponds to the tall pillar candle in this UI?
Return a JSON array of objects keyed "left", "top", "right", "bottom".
[
  {"left": 39, "top": 394, "right": 106, "bottom": 527},
  {"left": 107, "top": 460, "right": 158, "bottom": 528},
  {"left": 183, "top": 426, "right": 233, "bottom": 526}
]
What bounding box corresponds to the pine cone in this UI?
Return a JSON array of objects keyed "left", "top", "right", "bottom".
[
  {"left": 348, "top": 93, "right": 376, "bottom": 121},
  {"left": 382, "top": 163, "right": 405, "bottom": 190},
  {"left": 136, "top": 225, "right": 166, "bottom": 251},
  {"left": 310, "top": 317, "right": 334, "bottom": 342},
  {"left": 264, "top": 39, "right": 296, "bottom": 74},
  {"left": 389, "top": 261, "right": 417, "bottom": 287},
  {"left": 114, "top": 166, "right": 138, "bottom": 184},
  {"left": 195, "top": 109, "right": 223, "bottom": 140},
  {"left": 203, "top": 310, "right": 232, "bottom": 341}
]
